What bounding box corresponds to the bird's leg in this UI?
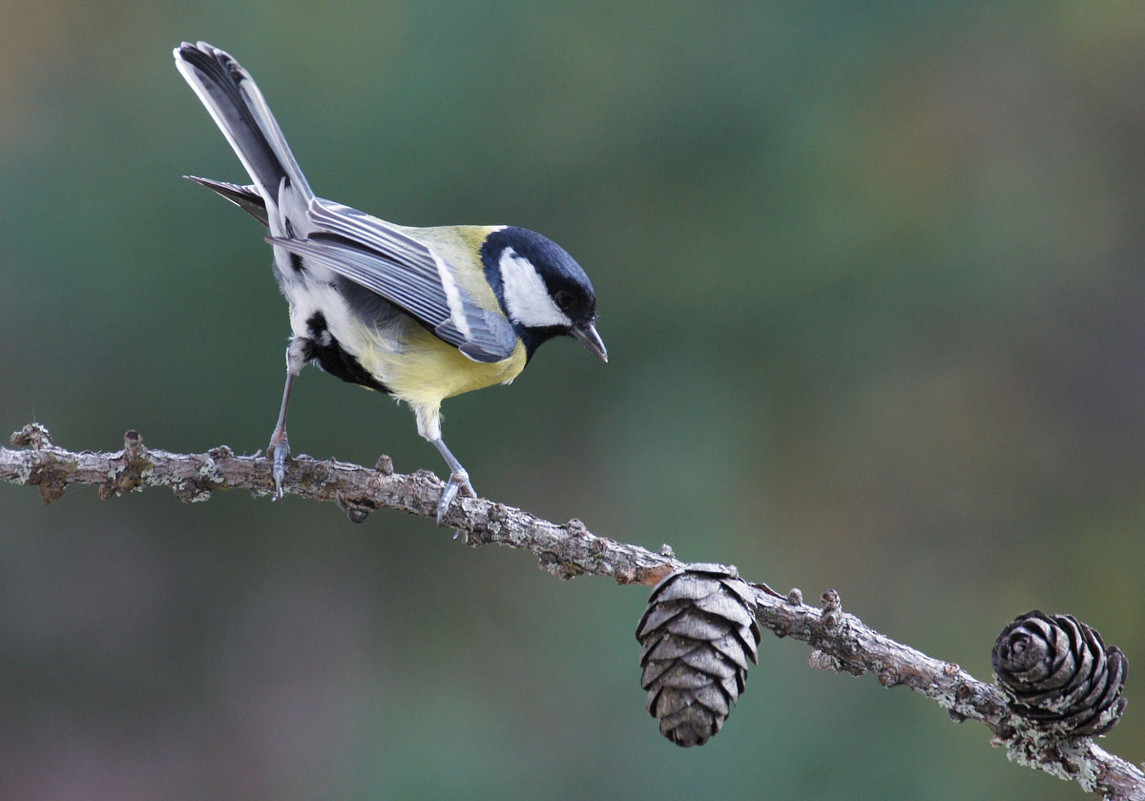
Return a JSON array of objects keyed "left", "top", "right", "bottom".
[
  {"left": 429, "top": 436, "right": 476, "bottom": 525},
  {"left": 412, "top": 404, "right": 475, "bottom": 524},
  {"left": 268, "top": 339, "right": 307, "bottom": 500}
]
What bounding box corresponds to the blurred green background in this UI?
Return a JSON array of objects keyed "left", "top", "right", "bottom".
[{"left": 2, "top": 2, "right": 1143, "bottom": 799}]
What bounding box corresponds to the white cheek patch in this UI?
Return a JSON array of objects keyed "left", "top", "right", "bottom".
[{"left": 499, "top": 248, "right": 572, "bottom": 329}]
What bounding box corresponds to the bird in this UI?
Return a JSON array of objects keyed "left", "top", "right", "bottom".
[{"left": 173, "top": 41, "right": 606, "bottom": 523}]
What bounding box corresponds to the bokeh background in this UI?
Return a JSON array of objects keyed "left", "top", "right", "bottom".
[{"left": 2, "top": 2, "right": 1144, "bottom": 799}]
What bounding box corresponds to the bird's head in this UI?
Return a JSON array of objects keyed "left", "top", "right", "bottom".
[{"left": 481, "top": 226, "right": 607, "bottom": 362}]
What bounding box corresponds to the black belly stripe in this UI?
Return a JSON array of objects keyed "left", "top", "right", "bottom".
[{"left": 303, "top": 312, "right": 390, "bottom": 393}]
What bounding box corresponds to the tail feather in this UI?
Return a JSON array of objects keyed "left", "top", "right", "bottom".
[{"left": 174, "top": 42, "right": 314, "bottom": 213}]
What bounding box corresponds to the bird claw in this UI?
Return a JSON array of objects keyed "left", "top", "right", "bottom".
[
  {"left": 437, "top": 469, "right": 475, "bottom": 525},
  {"left": 268, "top": 433, "right": 290, "bottom": 500}
]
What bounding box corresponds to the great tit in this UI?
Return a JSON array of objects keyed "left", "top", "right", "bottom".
[{"left": 173, "top": 41, "right": 607, "bottom": 522}]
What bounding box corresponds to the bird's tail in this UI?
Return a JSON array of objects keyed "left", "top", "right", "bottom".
[{"left": 174, "top": 41, "right": 315, "bottom": 225}]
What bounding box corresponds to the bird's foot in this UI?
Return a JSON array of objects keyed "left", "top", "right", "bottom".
[
  {"left": 268, "top": 430, "right": 290, "bottom": 500},
  {"left": 437, "top": 469, "right": 475, "bottom": 525}
]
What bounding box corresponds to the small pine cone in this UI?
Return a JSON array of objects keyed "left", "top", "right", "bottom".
[
  {"left": 992, "top": 610, "right": 1128, "bottom": 737},
  {"left": 636, "top": 563, "right": 761, "bottom": 746}
]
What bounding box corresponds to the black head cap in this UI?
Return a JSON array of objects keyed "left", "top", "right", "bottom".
[{"left": 482, "top": 227, "right": 605, "bottom": 361}]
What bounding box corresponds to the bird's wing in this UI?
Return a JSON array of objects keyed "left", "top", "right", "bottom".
[
  {"left": 185, "top": 176, "right": 270, "bottom": 226},
  {"left": 267, "top": 199, "right": 517, "bottom": 363},
  {"left": 187, "top": 177, "right": 516, "bottom": 362}
]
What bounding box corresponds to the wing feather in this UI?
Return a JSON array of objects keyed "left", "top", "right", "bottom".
[
  {"left": 266, "top": 233, "right": 516, "bottom": 363},
  {"left": 189, "top": 177, "right": 516, "bottom": 362}
]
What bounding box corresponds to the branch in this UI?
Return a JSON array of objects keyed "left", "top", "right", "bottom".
[{"left": 2, "top": 423, "right": 1142, "bottom": 799}]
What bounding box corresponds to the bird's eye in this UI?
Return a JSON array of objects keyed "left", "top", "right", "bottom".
[{"left": 554, "top": 289, "right": 574, "bottom": 310}]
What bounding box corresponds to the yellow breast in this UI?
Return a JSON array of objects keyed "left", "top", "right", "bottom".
[{"left": 357, "top": 320, "right": 527, "bottom": 408}]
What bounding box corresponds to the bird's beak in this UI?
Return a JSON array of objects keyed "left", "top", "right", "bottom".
[{"left": 572, "top": 320, "right": 608, "bottom": 363}]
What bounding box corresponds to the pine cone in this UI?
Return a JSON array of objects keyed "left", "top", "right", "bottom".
[
  {"left": 636, "top": 564, "right": 761, "bottom": 746},
  {"left": 992, "top": 610, "right": 1128, "bottom": 737}
]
